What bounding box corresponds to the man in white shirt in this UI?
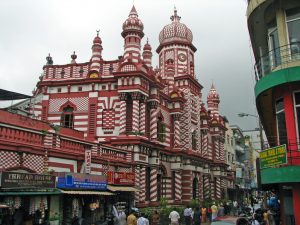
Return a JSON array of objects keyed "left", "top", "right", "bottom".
[
  {"left": 169, "top": 208, "right": 180, "bottom": 225},
  {"left": 184, "top": 205, "right": 192, "bottom": 225},
  {"left": 137, "top": 213, "right": 146, "bottom": 225}
]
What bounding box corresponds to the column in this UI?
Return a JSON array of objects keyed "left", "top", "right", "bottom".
[
  {"left": 119, "top": 93, "right": 127, "bottom": 134},
  {"left": 201, "top": 129, "right": 209, "bottom": 157},
  {"left": 134, "top": 165, "right": 141, "bottom": 203},
  {"left": 139, "top": 96, "right": 146, "bottom": 135},
  {"left": 175, "top": 170, "right": 182, "bottom": 202},
  {"left": 149, "top": 101, "right": 159, "bottom": 140},
  {"left": 140, "top": 166, "right": 146, "bottom": 202},
  {"left": 198, "top": 174, "right": 203, "bottom": 201},
  {"left": 220, "top": 138, "right": 225, "bottom": 162},
  {"left": 173, "top": 114, "right": 181, "bottom": 148},
  {"left": 216, "top": 177, "right": 221, "bottom": 200},
  {"left": 203, "top": 175, "right": 211, "bottom": 200},
  {"left": 150, "top": 167, "right": 158, "bottom": 202},
  {"left": 132, "top": 92, "right": 140, "bottom": 133}
]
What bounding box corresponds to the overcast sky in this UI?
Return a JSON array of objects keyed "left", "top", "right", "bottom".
[{"left": 0, "top": 0, "right": 260, "bottom": 130}]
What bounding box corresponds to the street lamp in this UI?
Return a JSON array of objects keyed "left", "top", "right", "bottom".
[{"left": 238, "top": 113, "right": 264, "bottom": 152}]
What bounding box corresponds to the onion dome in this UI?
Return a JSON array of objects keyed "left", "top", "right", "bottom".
[
  {"left": 46, "top": 53, "right": 53, "bottom": 65},
  {"left": 207, "top": 83, "right": 220, "bottom": 103},
  {"left": 122, "top": 5, "right": 144, "bottom": 38},
  {"left": 159, "top": 8, "right": 193, "bottom": 45},
  {"left": 143, "top": 38, "right": 152, "bottom": 51}
]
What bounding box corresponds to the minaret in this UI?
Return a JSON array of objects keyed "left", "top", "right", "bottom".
[
  {"left": 142, "top": 38, "right": 152, "bottom": 67},
  {"left": 207, "top": 83, "right": 220, "bottom": 117},
  {"left": 89, "top": 30, "right": 103, "bottom": 75},
  {"left": 121, "top": 5, "right": 144, "bottom": 62}
]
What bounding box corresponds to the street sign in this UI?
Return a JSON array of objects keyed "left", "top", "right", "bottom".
[{"left": 259, "top": 144, "right": 287, "bottom": 169}]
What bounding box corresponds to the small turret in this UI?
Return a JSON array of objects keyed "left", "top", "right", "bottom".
[
  {"left": 122, "top": 5, "right": 144, "bottom": 62},
  {"left": 142, "top": 38, "right": 152, "bottom": 67},
  {"left": 207, "top": 83, "right": 220, "bottom": 117},
  {"left": 89, "top": 30, "right": 103, "bottom": 76}
]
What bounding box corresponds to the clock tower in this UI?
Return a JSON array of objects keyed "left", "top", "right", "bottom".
[{"left": 156, "top": 8, "right": 197, "bottom": 82}]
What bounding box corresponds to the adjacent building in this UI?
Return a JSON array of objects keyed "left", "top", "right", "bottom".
[{"left": 247, "top": 0, "right": 300, "bottom": 224}]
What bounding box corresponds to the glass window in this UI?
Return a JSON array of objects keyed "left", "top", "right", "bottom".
[
  {"left": 61, "top": 105, "right": 74, "bottom": 128},
  {"left": 276, "top": 98, "right": 287, "bottom": 145},
  {"left": 286, "top": 7, "right": 300, "bottom": 59},
  {"left": 157, "top": 118, "right": 165, "bottom": 142},
  {"left": 268, "top": 20, "right": 281, "bottom": 67}
]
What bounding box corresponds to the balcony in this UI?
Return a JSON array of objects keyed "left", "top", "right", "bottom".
[{"left": 254, "top": 42, "right": 300, "bottom": 80}]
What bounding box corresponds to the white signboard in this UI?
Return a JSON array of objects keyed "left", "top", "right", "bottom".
[{"left": 85, "top": 149, "right": 92, "bottom": 174}]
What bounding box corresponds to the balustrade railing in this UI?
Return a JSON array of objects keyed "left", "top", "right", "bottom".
[{"left": 254, "top": 42, "right": 300, "bottom": 80}]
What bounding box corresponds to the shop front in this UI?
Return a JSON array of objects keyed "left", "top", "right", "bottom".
[
  {"left": 56, "top": 172, "right": 113, "bottom": 225},
  {"left": 0, "top": 171, "right": 59, "bottom": 225},
  {"left": 107, "top": 171, "right": 138, "bottom": 213}
]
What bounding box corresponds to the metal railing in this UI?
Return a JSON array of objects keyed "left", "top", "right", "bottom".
[{"left": 254, "top": 42, "right": 300, "bottom": 81}]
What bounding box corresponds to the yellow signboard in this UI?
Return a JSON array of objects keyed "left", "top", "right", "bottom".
[{"left": 259, "top": 145, "right": 287, "bottom": 169}]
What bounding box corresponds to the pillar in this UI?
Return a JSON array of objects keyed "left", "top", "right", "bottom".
[
  {"left": 134, "top": 165, "right": 141, "bottom": 203},
  {"left": 140, "top": 166, "right": 146, "bottom": 202},
  {"left": 139, "top": 96, "right": 146, "bottom": 135},
  {"left": 149, "top": 101, "right": 158, "bottom": 140},
  {"left": 119, "top": 93, "right": 127, "bottom": 134},
  {"left": 174, "top": 170, "right": 182, "bottom": 202},
  {"left": 173, "top": 114, "right": 181, "bottom": 148},
  {"left": 150, "top": 167, "right": 158, "bottom": 202},
  {"left": 132, "top": 92, "right": 140, "bottom": 133}
]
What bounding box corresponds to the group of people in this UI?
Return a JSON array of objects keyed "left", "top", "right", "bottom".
[
  {"left": 169, "top": 203, "right": 221, "bottom": 225},
  {"left": 119, "top": 210, "right": 159, "bottom": 225}
]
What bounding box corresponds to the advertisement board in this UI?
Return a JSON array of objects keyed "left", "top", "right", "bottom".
[
  {"left": 0, "top": 172, "right": 56, "bottom": 188},
  {"left": 107, "top": 171, "right": 135, "bottom": 185},
  {"left": 85, "top": 149, "right": 92, "bottom": 174},
  {"left": 57, "top": 173, "right": 107, "bottom": 190},
  {"left": 259, "top": 144, "right": 287, "bottom": 169}
]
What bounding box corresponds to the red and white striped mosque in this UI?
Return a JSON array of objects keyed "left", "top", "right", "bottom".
[{"left": 1, "top": 6, "right": 232, "bottom": 207}]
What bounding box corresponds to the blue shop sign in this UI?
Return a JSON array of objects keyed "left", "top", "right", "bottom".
[{"left": 57, "top": 173, "right": 107, "bottom": 190}]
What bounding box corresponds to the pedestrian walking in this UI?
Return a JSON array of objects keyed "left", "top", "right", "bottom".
[
  {"left": 184, "top": 205, "right": 192, "bottom": 225},
  {"left": 201, "top": 206, "right": 207, "bottom": 223},
  {"left": 137, "top": 213, "right": 147, "bottom": 225},
  {"left": 193, "top": 207, "right": 201, "bottom": 225},
  {"left": 151, "top": 210, "right": 160, "bottom": 225},
  {"left": 211, "top": 203, "right": 218, "bottom": 222},
  {"left": 207, "top": 206, "right": 212, "bottom": 222},
  {"left": 127, "top": 210, "right": 137, "bottom": 225},
  {"left": 169, "top": 208, "right": 180, "bottom": 225}
]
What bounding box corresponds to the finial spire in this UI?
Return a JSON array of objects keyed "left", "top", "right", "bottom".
[
  {"left": 96, "top": 29, "right": 100, "bottom": 37},
  {"left": 129, "top": 5, "right": 138, "bottom": 16},
  {"left": 170, "top": 7, "right": 181, "bottom": 22}
]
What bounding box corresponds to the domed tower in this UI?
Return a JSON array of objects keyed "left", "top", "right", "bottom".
[
  {"left": 157, "top": 8, "right": 197, "bottom": 79},
  {"left": 122, "top": 5, "right": 144, "bottom": 62},
  {"left": 142, "top": 39, "right": 152, "bottom": 67},
  {"left": 207, "top": 83, "right": 220, "bottom": 117}
]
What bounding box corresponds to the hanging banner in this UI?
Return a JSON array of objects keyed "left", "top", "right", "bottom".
[
  {"left": 259, "top": 144, "right": 287, "bottom": 169},
  {"left": 107, "top": 171, "right": 135, "bottom": 185},
  {"left": 85, "top": 149, "right": 92, "bottom": 174}
]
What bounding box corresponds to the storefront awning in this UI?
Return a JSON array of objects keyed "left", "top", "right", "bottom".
[
  {"left": 0, "top": 191, "right": 61, "bottom": 196},
  {"left": 107, "top": 185, "right": 140, "bottom": 192},
  {"left": 60, "top": 190, "right": 114, "bottom": 195}
]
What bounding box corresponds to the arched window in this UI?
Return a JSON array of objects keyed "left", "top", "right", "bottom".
[
  {"left": 192, "top": 130, "right": 197, "bottom": 150},
  {"left": 61, "top": 105, "right": 74, "bottom": 128},
  {"left": 192, "top": 177, "right": 199, "bottom": 200},
  {"left": 157, "top": 116, "right": 165, "bottom": 142}
]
